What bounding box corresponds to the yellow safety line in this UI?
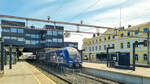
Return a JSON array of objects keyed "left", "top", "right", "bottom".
[
  {"left": 25, "top": 62, "right": 56, "bottom": 84},
  {"left": 24, "top": 62, "right": 42, "bottom": 84},
  {"left": 31, "top": 72, "right": 42, "bottom": 84}
]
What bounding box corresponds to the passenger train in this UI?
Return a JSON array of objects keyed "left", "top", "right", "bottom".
[{"left": 36, "top": 47, "right": 82, "bottom": 69}]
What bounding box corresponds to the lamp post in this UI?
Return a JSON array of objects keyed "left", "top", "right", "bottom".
[
  {"left": 9, "top": 45, "right": 12, "bottom": 69},
  {"left": 0, "top": 40, "right": 4, "bottom": 71}
]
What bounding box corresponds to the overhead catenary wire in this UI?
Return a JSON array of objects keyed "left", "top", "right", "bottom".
[
  {"left": 70, "top": 0, "right": 101, "bottom": 21},
  {"left": 54, "top": 0, "right": 67, "bottom": 18}
]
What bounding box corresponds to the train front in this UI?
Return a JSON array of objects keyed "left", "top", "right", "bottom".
[{"left": 67, "top": 47, "right": 82, "bottom": 69}]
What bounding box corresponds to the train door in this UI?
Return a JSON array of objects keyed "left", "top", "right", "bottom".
[{"left": 118, "top": 53, "right": 130, "bottom": 66}]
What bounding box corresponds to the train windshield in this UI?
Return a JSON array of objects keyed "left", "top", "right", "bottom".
[{"left": 67, "top": 48, "right": 80, "bottom": 59}]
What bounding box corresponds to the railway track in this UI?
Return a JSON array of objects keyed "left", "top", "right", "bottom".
[{"left": 28, "top": 61, "right": 125, "bottom": 84}]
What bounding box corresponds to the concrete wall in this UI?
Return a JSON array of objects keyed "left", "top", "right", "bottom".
[{"left": 82, "top": 67, "right": 150, "bottom": 84}]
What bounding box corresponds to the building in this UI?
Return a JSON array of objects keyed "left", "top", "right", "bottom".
[
  {"left": 1, "top": 20, "right": 78, "bottom": 52},
  {"left": 82, "top": 22, "right": 150, "bottom": 66}
]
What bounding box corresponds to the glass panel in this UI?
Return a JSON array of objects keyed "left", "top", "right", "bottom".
[
  {"left": 53, "top": 31, "right": 57, "bottom": 36},
  {"left": 25, "top": 40, "right": 30, "bottom": 44},
  {"left": 58, "top": 31, "right": 63, "bottom": 35},
  {"left": 3, "top": 28, "right": 10, "bottom": 32},
  {"left": 11, "top": 37, "right": 17, "bottom": 40},
  {"left": 47, "top": 31, "right": 52, "bottom": 35},
  {"left": 11, "top": 28, "right": 17, "bottom": 32},
  {"left": 18, "top": 29, "right": 24, "bottom": 33},
  {"left": 53, "top": 38, "right": 57, "bottom": 42},
  {"left": 58, "top": 39, "right": 62, "bottom": 42},
  {"left": 3, "top": 36, "right": 10, "bottom": 39},
  {"left": 26, "top": 34, "right": 30, "bottom": 37},
  {"left": 18, "top": 38, "right": 24, "bottom": 41}
]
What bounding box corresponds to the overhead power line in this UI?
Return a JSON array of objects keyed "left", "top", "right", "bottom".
[{"left": 70, "top": 0, "right": 101, "bottom": 21}]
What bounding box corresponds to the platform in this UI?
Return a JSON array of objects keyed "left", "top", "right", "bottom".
[
  {"left": 82, "top": 62, "right": 150, "bottom": 78},
  {"left": 0, "top": 61, "right": 56, "bottom": 84}
]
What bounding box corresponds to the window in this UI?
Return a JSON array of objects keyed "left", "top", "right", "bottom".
[
  {"left": 47, "top": 39, "right": 52, "bottom": 42},
  {"left": 47, "top": 31, "right": 52, "bottom": 35},
  {"left": 135, "top": 41, "right": 138, "bottom": 47},
  {"left": 31, "top": 40, "right": 36, "bottom": 45},
  {"left": 3, "top": 28, "right": 10, "bottom": 32},
  {"left": 121, "top": 33, "right": 124, "bottom": 38},
  {"left": 112, "top": 44, "right": 115, "bottom": 48},
  {"left": 93, "top": 40, "right": 94, "bottom": 44},
  {"left": 32, "top": 34, "right": 39, "bottom": 38},
  {"left": 18, "top": 38, "right": 24, "bottom": 41},
  {"left": 99, "top": 39, "right": 101, "bottom": 42},
  {"left": 3, "top": 36, "right": 10, "bottom": 39},
  {"left": 127, "top": 32, "right": 130, "bottom": 36},
  {"left": 18, "top": 29, "right": 24, "bottom": 33},
  {"left": 26, "top": 40, "right": 30, "bottom": 44},
  {"left": 53, "top": 31, "right": 57, "bottom": 36},
  {"left": 121, "top": 43, "right": 123, "bottom": 48},
  {"left": 99, "top": 46, "right": 101, "bottom": 50},
  {"left": 96, "top": 46, "right": 97, "bottom": 51},
  {"left": 89, "top": 47, "right": 91, "bottom": 51},
  {"left": 53, "top": 38, "right": 57, "bottom": 42},
  {"left": 11, "top": 37, "right": 17, "bottom": 40},
  {"left": 143, "top": 28, "right": 148, "bottom": 33},
  {"left": 108, "top": 44, "right": 110, "bottom": 47},
  {"left": 113, "top": 35, "right": 115, "bottom": 39},
  {"left": 92, "top": 46, "right": 94, "bottom": 51},
  {"left": 127, "top": 42, "right": 130, "bottom": 48},
  {"left": 135, "top": 54, "right": 138, "bottom": 61},
  {"left": 26, "top": 34, "right": 30, "bottom": 37},
  {"left": 143, "top": 54, "right": 147, "bottom": 61},
  {"left": 11, "top": 28, "right": 17, "bottom": 32},
  {"left": 134, "top": 30, "right": 139, "bottom": 35},
  {"left": 58, "top": 31, "right": 63, "bottom": 35},
  {"left": 104, "top": 45, "right": 106, "bottom": 50},
  {"left": 108, "top": 36, "right": 110, "bottom": 40},
  {"left": 58, "top": 39, "right": 62, "bottom": 42}
]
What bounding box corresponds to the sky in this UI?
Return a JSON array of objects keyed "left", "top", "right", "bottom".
[{"left": 0, "top": 0, "right": 150, "bottom": 49}]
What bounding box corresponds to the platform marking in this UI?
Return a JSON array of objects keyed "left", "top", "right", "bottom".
[
  {"left": 25, "top": 62, "right": 56, "bottom": 84},
  {"left": 25, "top": 62, "right": 42, "bottom": 84},
  {"left": 32, "top": 72, "right": 42, "bottom": 84}
]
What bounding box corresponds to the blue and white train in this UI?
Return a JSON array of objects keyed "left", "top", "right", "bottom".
[{"left": 36, "top": 47, "right": 82, "bottom": 69}]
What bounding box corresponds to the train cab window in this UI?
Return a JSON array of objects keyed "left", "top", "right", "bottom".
[
  {"left": 143, "top": 54, "right": 147, "bottom": 61},
  {"left": 135, "top": 54, "right": 138, "bottom": 61},
  {"left": 68, "top": 48, "right": 80, "bottom": 59}
]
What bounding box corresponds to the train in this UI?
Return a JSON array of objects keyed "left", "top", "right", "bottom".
[{"left": 36, "top": 47, "right": 82, "bottom": 69}]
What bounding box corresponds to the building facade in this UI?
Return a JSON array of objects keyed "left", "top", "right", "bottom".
[
  {"left": 82, "top": 22, "right": 150, "bottom": 65},
  {"left": 1, "top": 20, "right": 78, "bottom": 52}
]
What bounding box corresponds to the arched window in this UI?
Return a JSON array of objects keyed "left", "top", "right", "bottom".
[{"left": 143, "top": 54, "right": 147, "bottom": 61}]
